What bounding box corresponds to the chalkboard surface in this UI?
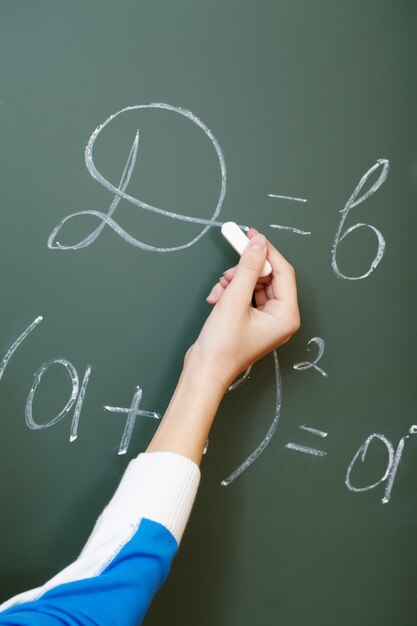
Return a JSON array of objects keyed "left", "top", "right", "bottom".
[{"left": 1, "top": 2, "right": 416, "bottom": 624}]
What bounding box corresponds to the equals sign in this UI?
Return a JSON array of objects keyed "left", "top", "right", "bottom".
[{"left": 285, "top": 425, "right": 328, "bottom": 457}]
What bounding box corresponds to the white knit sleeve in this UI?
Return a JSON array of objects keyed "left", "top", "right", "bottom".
[
  {"left": 81, "top": 451, "right": 201, "bottom": 553},
  {"left": 0, "top": 451, "right": 201, "bottom": 612}
]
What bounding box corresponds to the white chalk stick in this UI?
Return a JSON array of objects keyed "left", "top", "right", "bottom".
[{"left": 221, "top": 222, "right": 272, "bottom": 277}]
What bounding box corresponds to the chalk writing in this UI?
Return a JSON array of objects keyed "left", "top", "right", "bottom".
[
  {"left": 345, "top": 432, "right": 407, "bottom": 504},
  {"left": 332, "top": 158, "right": 388, "bottom": 280},
  {"left": 0, "top": 105, "right": 397, "bottom": 500},
  {"left": 227, "top": 366, "right": 252, "bottom": 392},
  {"left": 268, "top": 194, "right": 307, "bottom": 203},
  {"left": 269, "top": 224, "right": 311, "bottom": 236},
  {"left": 221, "top": 349, "right": 282, "bottom": 487},
  {"left": 285, "top": 442, "right": 327, "bottom": 457},
  {"left": 0, "top": 316, "right": 43, "bottom": 383},
  {"left": 70, "top": 365, "right": 92, "bottom": 442},
  {"left": 25, "top": 358, "right": 80, "bottom": 430},
  {"left": 47, "top": 103, "right": 388, "bottom": 284},
  {"left": 0, "top": 317, "right": 412, "bottom": 502},
  {"left": 293, "top": 337, "right": 328, "bottom": 378},
  {"left": 104, "top": 386, "right": 160, "bottom": 455},
  {"left": 285, "top": 424, "right": 328, "bottom": 457},
  {"left": 49, "top": 131, "right": 141, "bottom": 250},
  {"left": 268, "top": 193, "right": 311, "bottom": 234},
  {"left": 48, "top": 103, "right": 231, "bottom": 252},
  {"left": 299, "top": 425, "right": 328, "bottom": 437}
]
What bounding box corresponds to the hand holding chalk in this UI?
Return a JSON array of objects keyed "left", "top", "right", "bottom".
[
  {"left": 221, "top": 222, "right": 272, "bottom": 277},
  {"left": 187, "top": 227, "right": 300, "bottom": 390}
]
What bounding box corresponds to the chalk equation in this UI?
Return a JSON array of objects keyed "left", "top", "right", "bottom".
[
  {"left": 47, "top": 103, "right": 388, "bottom": 281},
  {"left": 1, "top": 315, "right": 414, "bottom": 503},
  {"left": 0, "top": 103, "right": 397, "bottom": 498}
]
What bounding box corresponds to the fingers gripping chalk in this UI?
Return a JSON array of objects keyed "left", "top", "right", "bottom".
[{"left": 221, "top": 222, "right": 272, "bottom": 277}]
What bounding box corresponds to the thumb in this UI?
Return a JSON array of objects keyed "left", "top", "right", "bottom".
[{"left": 225, "top": 234, "right": 267, "bottom": 307}]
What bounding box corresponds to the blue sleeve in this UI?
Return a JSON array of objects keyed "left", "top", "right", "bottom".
[
  {"left": 0, "top": 519, "right": 177, "bottom": 626},
  {"left": 0, "top": 452, "right": 200, "bottom": 626}
]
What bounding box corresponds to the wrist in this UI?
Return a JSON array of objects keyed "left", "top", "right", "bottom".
[
  {"left": 183, "top": 343, "right": 230, "bottom": 395},
  {"left": 179, "top": 347, "right": 227, "bottom": 413}
]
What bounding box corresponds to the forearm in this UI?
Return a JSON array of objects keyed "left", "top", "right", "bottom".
[{"left": 146, "top": 349, "right": 226, "bottom": 465}]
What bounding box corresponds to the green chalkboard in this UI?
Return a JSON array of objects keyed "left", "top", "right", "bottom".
[{"left": 1, "top": 1, "right": 416, "bottom": 624}]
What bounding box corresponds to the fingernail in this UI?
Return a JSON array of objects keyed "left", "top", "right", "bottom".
[
  {"left": 207, "top": 283, "right": 222, "bottom": 301},
  {"left": 248, "top": 234, "right": 266, "bottom": 251}
]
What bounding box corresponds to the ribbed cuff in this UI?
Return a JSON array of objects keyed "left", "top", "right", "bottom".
[{"left": 105, "top": 452, "right": 201, "bottom": 545}]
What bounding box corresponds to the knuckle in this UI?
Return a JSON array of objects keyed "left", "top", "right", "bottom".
[
  {"left": 287, "top": 309, "right": 301, "bottom": 335},
  {"left": 243, "top": 263, "right": 261, "bottom": 274},
  {"left": 241, "top": 256, "right": 262, "bottom": 273},
  {"left": 286, "top": 262, "right": 296, "bottom": 277},
  {"left": 183, "top": 345, "right": 194, "bottom": 367}
]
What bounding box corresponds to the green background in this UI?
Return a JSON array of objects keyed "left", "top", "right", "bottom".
[{"left": 0, "top": 1, "right": 416, "bottom": 624}]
